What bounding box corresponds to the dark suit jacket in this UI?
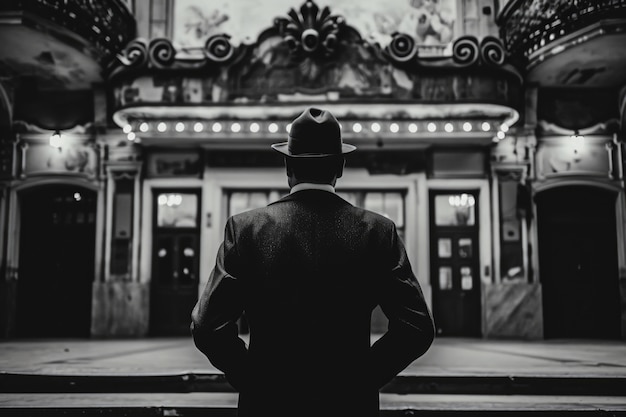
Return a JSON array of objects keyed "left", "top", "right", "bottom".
[{"left": 191, "top": 189, "right": 435, "bottom": 417}]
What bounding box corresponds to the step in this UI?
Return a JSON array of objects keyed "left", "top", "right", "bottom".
[
  {"left": 2, "top": 372, "right": 625, "bottom": 396},
  {"left": 1, "top": 393, "right": 626, "bottom": 416}
]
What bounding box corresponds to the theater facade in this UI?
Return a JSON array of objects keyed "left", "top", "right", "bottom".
[{"left": 0, "top": 0, "right": 625, "bottom": 339}]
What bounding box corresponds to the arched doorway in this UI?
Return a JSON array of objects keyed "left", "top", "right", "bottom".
[
  {"left": 16, "top": 185, "right": 97, "bottom": 337},
  {"left": 536, "top": 185, "right": 621, "bottom": 339}
]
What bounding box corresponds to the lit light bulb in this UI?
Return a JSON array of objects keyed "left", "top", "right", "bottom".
[{"left": 49, "top": 131, "right": 63, "bottom": 148}]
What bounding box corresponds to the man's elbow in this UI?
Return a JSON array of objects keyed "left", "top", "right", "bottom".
[
  {"left": 190, "top": 318, "right": 212, "bottom": 356},
  {"left": 405, "top": 316, "right": 436, "bottom": 357}
]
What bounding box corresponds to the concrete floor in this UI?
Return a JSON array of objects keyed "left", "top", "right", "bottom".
[
  {"left": 1, "top": 336, "right": 625, "bottom": 413},
  {"left": 0, "top": 336, "right": 624, "bottom": 377}
]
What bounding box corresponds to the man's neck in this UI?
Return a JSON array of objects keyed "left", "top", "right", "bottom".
[{"left": 290, "top": 183, "right": 335, "bottom": 194}]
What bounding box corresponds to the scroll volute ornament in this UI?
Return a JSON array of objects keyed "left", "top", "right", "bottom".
[{"left": 274, "top": 0, "right": 345, "bottom": 60}]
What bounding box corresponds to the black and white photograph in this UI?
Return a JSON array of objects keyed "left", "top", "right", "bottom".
[{"left": 0, "top": 0, "right": 625, "bottom": 415}]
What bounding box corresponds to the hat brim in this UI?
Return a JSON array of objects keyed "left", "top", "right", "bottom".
[{"left": 271, "top": 142, "right": 357, "bottom": 158}]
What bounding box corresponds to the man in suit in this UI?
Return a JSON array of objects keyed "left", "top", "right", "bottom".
[{"left": 191, "top": 107, "right": 435, "bottom": 417}]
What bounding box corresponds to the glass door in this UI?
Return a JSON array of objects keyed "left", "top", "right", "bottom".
[{"left": 429, "top": 191, "right": 481, "bottom": 337}]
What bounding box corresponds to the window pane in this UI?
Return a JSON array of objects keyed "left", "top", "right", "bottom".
[
  {"left": 435, "top": 194, "right": 475, "bottom": 226},
  {"left": 364, "top": 192, "right": 404, "bottom": 227},
  {"left": 157, "top": 193, "right": 197, "bottom": 228},
  {"left": 384, "top": 193, "right": 404, "bottom": 227},
  {"left": 460, "top": 266, "right": 473, "bottom": 290},
  {"left": 155, "top": 235, "right": 174, "bottom": 283},
  {"left": 364, "top": 192, "right": 384, "bottom": 216},
  {"left": 178, "top": 235, "right": 197, "bottom": 284},
  {"left": 439, "top": 267, "right": 453, "bottom": 290},
  {"left": 229, "top": 192, "right": 269, "bottom": 216},
  {"left": 438, "top": 238, "right": 452, "bottom": 258},
  {"left": 458, "top": 238, "right": 473, "bottom": 258}
]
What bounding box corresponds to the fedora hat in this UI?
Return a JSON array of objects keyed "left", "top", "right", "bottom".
[{"left": 271, "top": 107, "right": 356, "bottom": 158}]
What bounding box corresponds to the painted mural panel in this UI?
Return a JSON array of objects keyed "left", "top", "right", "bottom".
[
  {"left": 22, "top": 142, "right": 98, "bottom": 178},
  {"left": 173, "top": 0, "right": 457, "bottom": 49}
]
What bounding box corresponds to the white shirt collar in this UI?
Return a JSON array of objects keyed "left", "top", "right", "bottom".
[{"left": 290, "top": 183, "right": 336, "bottom": 194}]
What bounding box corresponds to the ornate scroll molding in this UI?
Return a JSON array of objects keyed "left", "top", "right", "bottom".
[{"left": 109, "top": 35, "right": 245, "bottom": 78}]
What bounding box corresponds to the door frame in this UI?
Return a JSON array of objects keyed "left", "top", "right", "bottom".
[
  {"left": 427, "top": 179, "right": 492, "bottom": 335},
  {"left": 532, "top": 179, "right": 626, "bottom": 339},
  {"left": 7, "top": 178, "right": 103, "bottom": 284},
  {"left": 531, "top": 179, "right": 626, "bottom": 288},
  {"left": 140, "top": 178, "right": 205, "bottom": 284},
  {"left": 9, "top": 179, "right": 102, "bottom": 336}
]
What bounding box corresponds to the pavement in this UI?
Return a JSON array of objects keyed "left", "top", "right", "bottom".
[
  {"left": 1, "top": 335, "right": 625, "bottom": 378},
  {"left": 0, "top": 336, "right": 625, "bottom": 415}
]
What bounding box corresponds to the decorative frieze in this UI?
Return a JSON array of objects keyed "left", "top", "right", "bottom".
[{"left": 108, "top": 0, "right": 519, "bottom": 85}]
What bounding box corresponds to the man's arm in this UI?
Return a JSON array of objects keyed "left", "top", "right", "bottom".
[
  {"left": 369, "top": 223, "right": 435, "bottom": 389},
  {"left": 191, "top": 217, "right": 248, "bottom": 391}
]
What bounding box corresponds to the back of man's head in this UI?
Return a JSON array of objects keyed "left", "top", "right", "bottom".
[{"left": 286, "top": 155, "right": 345, "bottom": 185}]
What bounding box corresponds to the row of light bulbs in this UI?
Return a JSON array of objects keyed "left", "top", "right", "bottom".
[
  {"left": 122, "top": 120, "right": 505, "bottom": 141},
  {"left": 47, "top": 120, "right": 512, "bottom": 147}
]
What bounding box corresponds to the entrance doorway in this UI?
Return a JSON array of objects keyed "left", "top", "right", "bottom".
[
  {"left": 429, "top": 190, "right": 481, "bottom": 337},
  {"left": 536, "top": 186, "right": 620, "bottom": 339},
  {"left": 150, "top": 190, "right": 200, "bottom": 336},
  {"left": 17, "top": 185, "right": 96, "bottom": 337}
]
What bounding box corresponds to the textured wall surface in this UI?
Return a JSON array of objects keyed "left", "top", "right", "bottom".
[
  {"left": 484, "top": 282, "right": 543, "bottom": 339},
  {"left": 91, "top": 282, "right": 150, "bottom": 337}
]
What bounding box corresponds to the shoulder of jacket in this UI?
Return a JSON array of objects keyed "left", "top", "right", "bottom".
[{"left": 351, "top": 206, "right": 397, "bottom": 229}]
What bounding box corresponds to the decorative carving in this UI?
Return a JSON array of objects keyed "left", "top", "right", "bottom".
[
  {"left": 204, "top": 34, "right": 235, "bottom": 63},
  {"left": 451, "top": 36, "right": 507, "bottom": 68},
  {"left": 117, "top": 39, "right": 149, "bottom": 69},
  {"left": 480, "top": 36, "right": 506, "bottom": 66},
  {"left": 148, "top": 38, "right": 176, "bottom": 68},
  {"left": 384, "top": 33, "right": 418, "bottom": 64},
  {"left": 274, "top": 0, "right": 345, "bottom": 60},
  {"left": 111, "top": 35, "right": 243, "bottom": 78},
  {"left": 452, "top": 36, "right": 480, "bottom": 67}
]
